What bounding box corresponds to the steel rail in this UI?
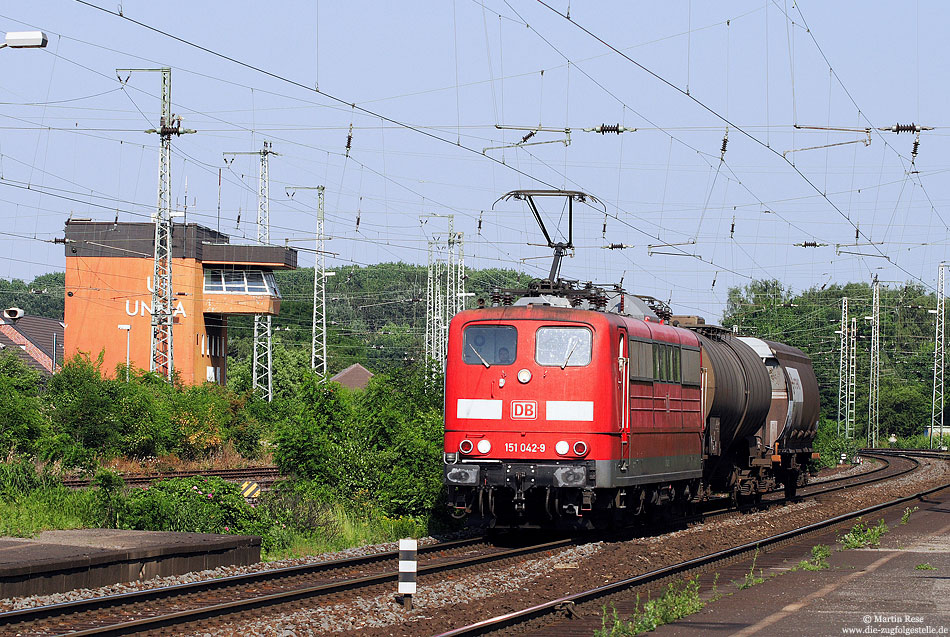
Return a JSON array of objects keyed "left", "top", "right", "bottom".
[
  {"left": 435, "top": 452, "right": 947, "bottom": 636},
  {"left": 0, "top": 538, "right": 574, "bottom": 635},
  {"left": 795, "top": 452, "right": 915, "bottom": 496},
  {"left": 62, "top": 466, "right": 281, "bottom": 488},
  {"left": 0, "top": 535, "right": 484, "bottom": 627}
]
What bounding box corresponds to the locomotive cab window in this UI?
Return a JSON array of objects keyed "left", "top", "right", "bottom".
[
  {"left": 462, "top": 325, "right": 517, "bottom": 366},
  {"left": 535, "top": 326, "right": 592, "bottom": 367}
]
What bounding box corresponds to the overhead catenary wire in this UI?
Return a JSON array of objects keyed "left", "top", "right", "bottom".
[{"left": 534, "top": 0, "right": 937, "bottom": 294}]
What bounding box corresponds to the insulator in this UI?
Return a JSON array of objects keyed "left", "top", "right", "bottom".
[
  {"left": 891, "top": 123, "right": 919, "bottom": 134},
  {"left": 521, "top": 131, "right": 536, "bottom": 143},
  {"left": 720, "top": 134, "right": 729, "bottom": 157},
  {"left": 912, "top": 137, "right": 920, "bottom": 161},
  {"left": 502, "top": 292, "right": 514, "bottom": 306},
  {"left": 345, "top": 122, "right": 353, "bottom": 156},
  {"left": 597, "top": 123, "right": 621, "bottom": 135},
  {"left": 602, "top": 218, "right": 607, "bottom": 237},
  {"left": 730, "top": 219, "right": 735, "bottom": 238},
  {"left": 490, "top": 288, "right": 501, "bottom": 307},
  {"left": 608, "top": 243, "right": 625, "bottom": 250}
]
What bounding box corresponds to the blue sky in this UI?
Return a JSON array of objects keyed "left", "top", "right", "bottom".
[{"left": 1, "top": 1, "right": 947, "bottom": 320}]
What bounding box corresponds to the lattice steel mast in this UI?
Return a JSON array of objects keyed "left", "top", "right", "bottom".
[
  {"left": 932, "top": 263, "right": 947, "bottom": 448},
  {"left": 838, "top": 297, "right": 849, "bottom": 437},
  {"left": 224, "top": 142, "right": 278, "bottom": 400},
  {"left": 424, "top": 214, "right": 464, "bottom": 370},
  {"left": 868, "top": 275, "right": 880, "bottom": 448},
  {"left": 117, "top": 67, "right": 194, "bottom": 381},
  {"left": 847, "top": 317, "right": 857, "bottom": 439},
  {"left": 286, "top": 185, "right": 328, "bottom": 374}
]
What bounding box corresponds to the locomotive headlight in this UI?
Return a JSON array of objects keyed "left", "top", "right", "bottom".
[
  {"left": 573, "top": 440, "right": 589, "bottom": 456},
  {"left": 459, "top": 439, "right": 474, "bottom": 454},
  {"left": 477, "top": 439, "right": 492, "bottom": 454},
  {"left": 517, "top": 368, "right": 532, "bottom": 384},
  {"left": 555, "top": 440, "right": 569, "bottom": 455}
]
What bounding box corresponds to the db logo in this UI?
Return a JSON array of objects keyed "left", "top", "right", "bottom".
[{"left": 511, "top": 400, "right": 537, "bottom": 419}]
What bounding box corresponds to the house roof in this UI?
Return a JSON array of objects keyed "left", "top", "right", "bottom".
[
  {"left": 0, "top": 313, "right": 65, "bottom": 374},
  {"left": 329, "top": 363, "right": 374, "bottom": 390},
  {"left": 0, "top": 331, "right": 38, "bottom": 372},
  {"left": 63, "top": 221, "right": 297, "bottom": 268}
]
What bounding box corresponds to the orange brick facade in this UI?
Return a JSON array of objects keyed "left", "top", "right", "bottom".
[{"left": 63, "top": 221, "right": 295, "bottom": 386}]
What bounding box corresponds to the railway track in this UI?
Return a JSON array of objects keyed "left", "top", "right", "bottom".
[
  {"left": 675, "top": 451, "right": 909, "bottom": 525},
  {"left": 1, "top": 451, "right": 936, "bottom": 636},
  {"left": 0, "top": 536, "right": 576, "bottom": 635},
  {"left": 436, "top": 450, "right": 948, "bottom": 636},
  {"left": 61, "top": 466, "right": 281, "bottom": 489}
]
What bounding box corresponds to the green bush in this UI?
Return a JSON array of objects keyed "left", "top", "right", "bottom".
[
  {"left": 118, "top": 476, "right": 336, "bottom": 553},
  {"left": 119, "top": 476, "right": 254, "bottom": 535},
  {"left": 886, "top": 433, "right": 950, "bottom": 450},
  {"left": 812, "top": 419, "right": 859, "bottom": 470},
  {"left": 93, "top": 468, "right": 125, "bottom": 528},
  {"left": 45, "top": 353, "right": 125, "bottom": 454},
  {"left": 838, "top": 518, "right": 888, "bottom": 549},
  {"left": 33, "top": 353, "right": 269, "bottom": 464}
]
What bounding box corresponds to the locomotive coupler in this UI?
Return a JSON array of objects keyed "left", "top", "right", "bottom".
[
  {"left": 581, "top": 489, "right": 594, "bottom": 511},
  {"left": 512, "top": 471, "right": 528, "bottom": 513}
]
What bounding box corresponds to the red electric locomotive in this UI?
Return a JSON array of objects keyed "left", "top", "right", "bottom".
[{"left": 443, "top": 191, "right": 819, "bottom": 529}]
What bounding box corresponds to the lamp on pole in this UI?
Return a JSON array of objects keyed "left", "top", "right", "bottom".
[
  {"left": 1, "top": 31, "right": 48, "bottom": 50},
  {"left": 118, "top": 324, "right": 131, "bottom": 382}
]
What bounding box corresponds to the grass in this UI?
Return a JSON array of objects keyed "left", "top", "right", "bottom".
[
  {"left": 0, "top": 486, "right": 100, "bottom": 536},
  {"left": 596, "top": 578, "right": 704, "bottom": 636},
  {"left": 838, "top": 519, "right": 888, "bottom": 550},
  {"left": 100, "top": 447, "right": 274, "bottom": 475},
  {"left": 797, "top": 544, "right": 831, "bottom": 571},
  {"left": 261, "top": 503, "right": 429, "bottom": 560},
  {"left": 733, "top": 549, "right": 765, "bottom": 590},
  {"left": 0, "top": 465, "right": 432, "bottom": 562},
  {"left": 915, "top": 563, "right": 936, "bottom": 571}
]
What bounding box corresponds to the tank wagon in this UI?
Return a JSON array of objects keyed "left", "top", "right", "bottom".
[{"left": 442, "top": 190, "right": 819, "bottom": 529}]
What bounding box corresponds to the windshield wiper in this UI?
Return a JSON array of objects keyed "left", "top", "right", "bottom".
[
  {"left": 561, "top": 340, "right": 579, "bottom": 369},
  {"left": 468, "top": 343, "right": 491, "bottom": 368}
]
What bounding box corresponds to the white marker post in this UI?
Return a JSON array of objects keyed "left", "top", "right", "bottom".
[{"left": 398, "top": 538, "right": 417, "bottom": 610}]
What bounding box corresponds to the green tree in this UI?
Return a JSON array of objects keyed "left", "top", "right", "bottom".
[
  {"left": 44, "top": 353, "right": 124, "bottom": 455},
  {"left": 0, "top": 272, "right": 65, "bottom": 319},
  {"left": 0, "top": 352, "right": 48, "bottom": 456},
  {"left": 351, "top": 362, "right": 444, "bottom": 516},
  {"left": 272, "top": 372, "right": 352, "bottom": 488},
  {"left": 879, "top": 378, "right": 930, "bottom": 439},
  {"left": 722, "top": 279, "right": 937, "bottom": 438}
]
